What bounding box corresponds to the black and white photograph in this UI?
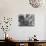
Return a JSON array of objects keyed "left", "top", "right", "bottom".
[{"left": 18, "top": 14, "right": 35, "bottom": 26}]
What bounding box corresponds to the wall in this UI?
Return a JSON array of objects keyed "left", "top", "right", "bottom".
[
  {"left": 44, "top": 15, "right": 46, "bottom": 40},
  {"left": 0, "top": 0, "right": 46, "bottom": 40}
]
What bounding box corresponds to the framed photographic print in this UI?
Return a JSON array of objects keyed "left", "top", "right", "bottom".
[{"left": 18, "top": 14, "right": 35, "bottom": 26}]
